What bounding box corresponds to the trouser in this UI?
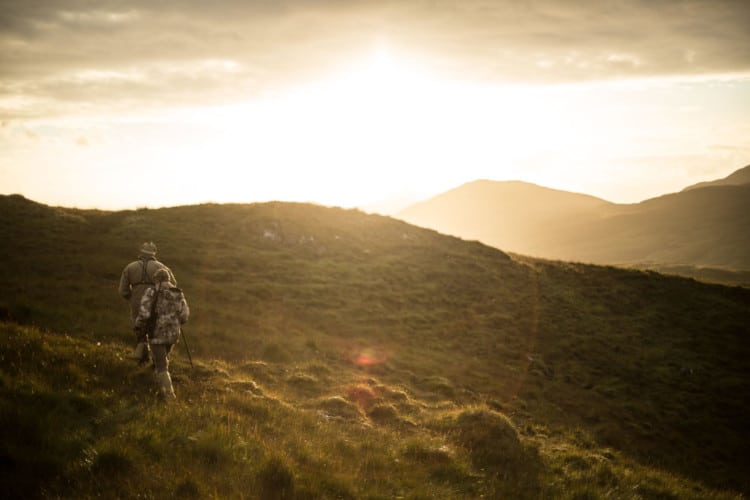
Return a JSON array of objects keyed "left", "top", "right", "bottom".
[
  {"left": 151, "top": 343, "right": 173, "bottom": 373},
  {"left": 129, "top": 286, "right": 149, "bottom": 326}
]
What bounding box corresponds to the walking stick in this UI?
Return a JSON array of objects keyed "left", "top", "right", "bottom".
[{"left": 180, "top": 328, "right": 194, "bottom": 369}]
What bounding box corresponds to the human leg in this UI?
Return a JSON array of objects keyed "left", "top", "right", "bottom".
[
  {"left": 151, "top": 343, "right": 170, "bottom": 373},
  {"left": 150, "top": 343, "right": 176, "bottom": 399}
]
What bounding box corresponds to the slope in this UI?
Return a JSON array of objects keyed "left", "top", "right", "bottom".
[
  {"left": 548, "top": 184, "right": 750, "bottom": 268},
  {"left": 1, "top": 194, "right": 749, "bottom": 498},
  {"left": 682, "top": 164, "right": 750, "bottom": 191},
  {"left": 397, "top": 180, "right": 614, "bottom": 258},
  {"left": 397, "top": 168, "right": 750, "bottom": 281}
]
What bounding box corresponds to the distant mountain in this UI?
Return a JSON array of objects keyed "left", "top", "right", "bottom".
[
  {"left": 398, "top": 167, "right": 750, "bottom": 282},
  {"left": 558, "top": 184, "right": 750, "bottom": 269},
  {"left": 397, "top": 180, "right": 615, "bottom": 259},
  {"left": 682, "top": 164, "right": 750, "bottom": 191}
]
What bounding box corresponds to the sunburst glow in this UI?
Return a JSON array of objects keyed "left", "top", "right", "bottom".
[{"left": 165, "top": 48, "right": 647, "bottom": 210}]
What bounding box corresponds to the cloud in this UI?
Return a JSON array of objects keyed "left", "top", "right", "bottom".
[{"left": 1, "top": 0, "right": 749, "bottom": 119}]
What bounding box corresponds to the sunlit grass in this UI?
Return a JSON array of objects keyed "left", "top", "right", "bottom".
[{"left": 3, "top": 320, "right": 742, "bottom": 499}]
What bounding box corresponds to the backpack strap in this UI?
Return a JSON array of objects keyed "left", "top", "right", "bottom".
[{"left": 135, "top": 259, "right": 155, "bottom": 286}]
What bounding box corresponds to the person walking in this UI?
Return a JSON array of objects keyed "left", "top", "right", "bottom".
[
  {"left": 134, "top": 268, "right": 190, "bottom": 400},
  {"left": 119, "top": 242, "right": 176, "bottom": 363}
]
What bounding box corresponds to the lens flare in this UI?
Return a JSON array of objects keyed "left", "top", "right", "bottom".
[
  {"left": 352, "top": 348, "right": 387, "bottom": 367},
  {"left": 345, "top": 384, "right": 379, "bottom": 410}
]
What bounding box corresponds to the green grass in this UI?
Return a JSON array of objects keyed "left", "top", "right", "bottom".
[
  {"left": 1, "top": 322, "right": 740, "bottom": 499},
  {"left": 0, "top": 194, "right": 748, "bottom": 498}
]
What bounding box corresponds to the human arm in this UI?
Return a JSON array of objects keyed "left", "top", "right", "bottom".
[
  {"left": 165, "top": 266, "right": 177, "bottom": 287},
  {"left": 118, "top": 265, "right": 132, "bottom": 300}
]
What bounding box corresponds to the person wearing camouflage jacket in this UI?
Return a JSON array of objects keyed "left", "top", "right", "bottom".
[{"left": 134, "top": 268, "right": 190, "bottom": 400}]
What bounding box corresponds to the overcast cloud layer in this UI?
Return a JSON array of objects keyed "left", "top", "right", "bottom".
[{"left": 2, "top": 0, "right": 749, "bottom": 119}]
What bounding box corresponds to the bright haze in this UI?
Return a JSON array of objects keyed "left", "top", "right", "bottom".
[{"left": 2, "top": 1, "right": 749, "bottom": 212}]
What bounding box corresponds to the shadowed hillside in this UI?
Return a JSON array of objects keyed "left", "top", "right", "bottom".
[
  {"left": 1, "top": 194, "right": 749, "bottom": 498},
  {"left": 397, "top": 167, "right": 750, "bottom": 285},
  {"left": 549, "top": 184, "right": 750, "bottom": 268}
]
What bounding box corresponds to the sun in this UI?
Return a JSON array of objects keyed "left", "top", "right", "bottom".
[
  {"left": 251, "top": 48, "right": 485, "bottom": 202},
  {"left": 205, "top": 48, "right": 455, "bottom": 207},
  {"left": 170, "top": 47, "right": 590, "bottom": 210}
]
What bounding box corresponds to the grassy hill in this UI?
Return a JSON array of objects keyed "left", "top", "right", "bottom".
[
  {"left": 396, "top": 180, "right": 614, "bottom": 262},
  {"left": 1, "top": 194, "right": 749, "bottom": 499},
  {"left": 397, "top": 169, "right": 750, "bottom": 286},
  {"left": 682, "top": 164, "right": 750, "bottom": 191},
  {"left": 551, "top": 184, "right": 750, "bottom": 269}
]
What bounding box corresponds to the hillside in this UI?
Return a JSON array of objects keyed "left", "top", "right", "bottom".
[
  {"left": 682, "top": 164, "right": 750, "bottom": 191},
  {"left": 545, "top": 184, "right": 750, "bottom": 266},
  {"left": 395, "top": 180, "right": 614, "bottom": 260},
  {"left": 1, "top": 194, "right": 749, "bottom": 498},
  {"left": 397, "top": 168, "right": 750, "bottom": 285},
  {"left": 398, "top": 180, "right": 614, "bottom": 257}
]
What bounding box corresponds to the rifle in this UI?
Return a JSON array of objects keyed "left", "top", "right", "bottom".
[
  {"left": 181, "top": 328, "right": 194, "bottom": 369},
  {"left": 143, "top": 285, "right": 160, "bottom": 339}
]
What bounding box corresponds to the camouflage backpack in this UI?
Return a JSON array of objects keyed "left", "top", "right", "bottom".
[{"left": 141, "top": 284, "right": 188, "bottom": 344}]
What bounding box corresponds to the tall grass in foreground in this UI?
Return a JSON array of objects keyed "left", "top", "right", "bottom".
[{"left": 1, "top": 322, "right": 741, "bottom": 499}]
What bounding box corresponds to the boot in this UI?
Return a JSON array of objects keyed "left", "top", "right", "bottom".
[{"left": 156, "top": 371, "right": 176, "bottom": 400}]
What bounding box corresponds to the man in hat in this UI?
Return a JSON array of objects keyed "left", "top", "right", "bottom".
[{"left": 119, "top": 242, "right": 176, "bottom": 363}]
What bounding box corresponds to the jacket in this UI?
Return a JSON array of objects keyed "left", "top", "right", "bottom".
[{"left": 119, "top": 257, "right": 176, "bottom": 323}]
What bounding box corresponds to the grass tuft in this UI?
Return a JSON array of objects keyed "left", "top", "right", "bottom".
[
  {"left": 90, "top": 447, "right": 135, "bottom": 476},
  {"left": 318, "top": 396, "right": 362, "bottom": 420},
  {"left": 258, "top": 454, "right": 296, "bottom": 500},
  {"left": 174, "top": 478, "right": 203, "bottom": 499},
  {"left": 446, "top": 406, "right": 525, "bottom": 471}
]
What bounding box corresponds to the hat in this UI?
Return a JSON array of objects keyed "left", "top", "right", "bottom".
[
  {"left": 139, "top": 242, "right": 157, "bottom": 257},
  {"left": 153, "top": 268, "right": 170, "bottom": 283}
]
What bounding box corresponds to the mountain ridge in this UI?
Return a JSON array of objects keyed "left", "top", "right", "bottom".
[
  {"left": 682, "top": 164, "right": 750, "bottom": 191},
  {"left": 398, "top": 165, "right": 750, "bottom": 283}
]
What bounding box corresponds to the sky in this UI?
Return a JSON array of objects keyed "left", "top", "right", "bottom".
[{"left": 1, "top": 0, "right": 749, "bottom": 213}]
